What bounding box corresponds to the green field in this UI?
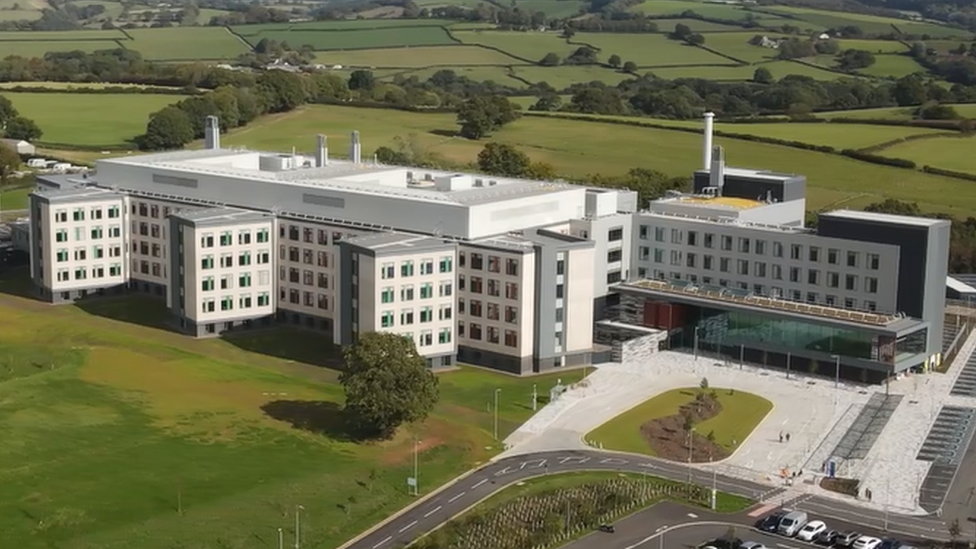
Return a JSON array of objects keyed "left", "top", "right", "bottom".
[
  {"left": 648, "top": 59, "right": 841, "bottom": 81},
  {"left": 124, "top": 27, "right": 250, "bottom": 60},
  {"left": 880, "top": 135, "right": 976, "bottom": 174},
  {"left": 516, "top": 0, "right": 588, "bottom": 18},
  {"left": 385, "top": 65, "right": 521, "bottom": 85},
  {"left": 855, "top": 54, "right": 926, "bottom": 78},
  {"left": 0, "top": 40, "right": 121, "bottom": 57},
  {"left": 0, "top": 185, "right": 32, "bottom": 210},
  {"left": 0, "top": 29, "right": 127, "bottom": 40},
  {"left": 0, "top": 276, "right": 584, "bottom": 549},
  {"left": 216, "top": 104, "right": 976, "bottom": 215},
  {"left": 512, "top": 64, "right": 634, "bottom": 87},
  {"left": 696, "top": 32, "right": 790, "bottom": 63},
  {"left": 834, "top": 38, "right": 908, "bottom": 53},
  {"left": 454, "top": 29, "right": 576, "bottom": 62},
  {"left": 315, "top": 45, "right": 523, "bottom": 67},
  {"left": 817, "top": 103, "right": 976, "bottom": 119},
  {"left": 757, "top": 6, "right": 969, "bottom": 37},
  {"left": 236, "top": 26, "right": 455, "bottom": 51},
  {"left": 648, "top": 17, "right": 748, "bottom": 32},
  {"left": 576, "top": 33, "right": 733, "bottom": 66},
  {"left": 630, "top": 0, "right": 769, "bottom": 20},
  {"left": 586, "top": 388, "right": 773, "bottom": 456},
  {"left": 0, "top": 81, "right": 179, "bottom": 89},
  {"left": 3, "top": 92, "right": 183, "bottom": 147}
]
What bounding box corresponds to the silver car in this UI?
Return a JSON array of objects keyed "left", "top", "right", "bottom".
[{"left": 741, "top": 542, "right": 768, "bottom": 549}]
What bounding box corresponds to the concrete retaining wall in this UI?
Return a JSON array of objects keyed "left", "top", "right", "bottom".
[{"left": 620, "top": 332, "right": 668, "bottom": 363}]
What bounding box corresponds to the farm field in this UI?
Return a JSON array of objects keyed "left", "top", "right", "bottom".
[
  {"left": 516, "top": 0, "right": 588, "bottom": 18},
  {"left": 835, "top": 38, "right": 908, "bottom": 53},
  {"left": 697, "top": 32, "right": 789, "bottom": 63},
  {"left": 0, "top": 29, "right": 126, "bottom": 40},
  {"left": 124, "top": 27, "right": 250, "bottom": 60},
  {"left": 453, "top": 29, "right": 575, "bottom": 62},
  {"left": 236, "top": 25, "right": 455, "bottom": 51},
  {"left": 648, "top": 59, "right": 841, "bottom": 81},
  {"left": 3, "top": 92, "right": 183, "bottom": 147},
  {"left": 648, "top": 17, "right": 747, "bottom": 32},
  {"left": 0, "top": 185, "right": 32, "bottom": 210},
  {"left": 855, "top": 54, "right": 926, "bottom": 78},
  {"left": 0, "top": 39, "right": 120, "bottom": 57},
  {"left": 757, "top": 6, "right": 970, "bottom": 37},
  {"left": 0, "top": 278, "right": 581, "bottom": 549},
  {"left": 314, "top": 45, "right": 523, "bottom": 68},
  {"left": 630, "top": 0, "right": 771, "bottom": 20},
  {"left": 383, "top": 65, "right": 522, "bottom": 85},
  {"left": 0, "top": 81, "right": 181, "bottom": 90},
  {"left": 512, "top": 65, "right": 634, "bottom": 88},
  {"left": 586, "top": 387, "right": 773, "bottom": 456},
  {"left": 880, "top": 135, "right": 976, "bottom": 175},
  {"left": 816, "top": 103, "right": 976, "bottom": 119},
  {"left": 576, "top": 32, "right": 732, "bottom": 66},
  {"left": 218, "top": 104, "right": 976, "bottom": 215}
]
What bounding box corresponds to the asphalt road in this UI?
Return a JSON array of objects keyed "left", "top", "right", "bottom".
[
  {"left": 943, "top": 429, "right": 976, "bottom": 538},
  {"left": 342, "top": 450, "right": 950, "bottom": 549}
]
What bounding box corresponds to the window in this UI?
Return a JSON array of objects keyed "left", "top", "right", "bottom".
[
  {"left": 381, "top": 262, "right": 395, "bottom": 279},
  {"left": 400, "top": 309, "right": 414, "bottom": 325},
  {"left": 439, "top": 281, "right": 452, "bottom": 297},
  {"left": 487, "top": 303, "right": 499, "bottom": 321},
  {"left": 738, "top": 238, "right": 750, "bottom": 254},
  {"left": 845, "top": 274, "right": 858, "bottom": 291},
  {"left": 239, "top": 273, "right": 252, "bottom": 288},
  {"left": 687, "top": 231, "right": 698, "bottom": 246},
  {"left": 439, "top": 256, "right": 453, "bottom": 273},
  {"left": 109, "top": 225, "right": 121, "bottom": 238},
  {"left": 470, "top": 253, "right": 483, "bottom": 270},
  {"left": 240, "top": 295, "right": 253, "bottom": 309},
  {"left": 556, "top": 258, "right": 565, "bottom": 276},
  {"left": 807, "top": 269, "right": 819, "bottom": 285},
  {"left": 317, "top": 273, "right": 329, "bottom": 289},
  {"left": 469, "top": 300, "right": 483, "bottom": 317},
  {"left": 56, "top": 229, "right": 68, "bottom": 243},
  {"left": 653, "top": 248, "right": 663, "bottom": 264},
  {"left": 607, "top": 249, "right": 622, "bottom": 263},
  {"left": 791, "top": 244, "right": 802, "bottom": 260},
  {"left": 771, "top": 264, "right": 782, "bottom": 280},
  {"left": 149, "top": 204, "right": 159, "bottom": 219},
  {"left": 56, "top": 269, "right": 69, "bottom": 282},
  {"left": 755, "top": 262, "right": 766, "bottom": 278},
  {"left": 504, "top": 330, "right": 518, "bottom": 347},
  {"left": 90, "top": 227, "right": 103, "bottom": 239},
  {"left": 828, "top": 248, "right": 839, "bottom": 265},
  {"left": 72, "top": 247, "right": 86, "bottom": 261},
  {"left": 845, "top": 297, "right": 856, "bottom": 309},
  {"left": 401, "top": 285, "right": 414, "bottom": 301},
  {"left": 201, "top": 233, "right": 214, "bottom": 248},
  {"left": 420, "top": 283, "right": 433, "bottom": 299},
  {"left": 487, "top": 279, "right": 500, "bottom": 297},
  {"left": 772, "top": 242, "right": 783, "bottom": 257},
  {"left": 220, "top": 254, "right": 233, "bottom": 268},
  {"left": 868, "top": 253, "right": 880, "bottom": 270},
  {"left": 420, "top": 306, "right": 433, "bottom": 323},
  {"left": 108, "top": 206, "right": 120, "bottom": 219},
  {"left": 703, "top": 233, "right": 714, "bottom": 248},
  {"left": 686, "top": 253, "right": 696, "bottom": 268},
  {"left": 439, "top": 305, "right": 452, "bottom": 321},
  {"left": 257, "top": 228, "right": 269, "bottom": 243},
  {"left": 202, "top": 299, "right": 215, "bottom": 313},
  {"left": 828, "top": 272, "right": 840, "bottom": 288},
  {"left": 109, "top": 264, "right": 121, "bottom": 277},
  {"left": 381, "top": 287, "right": 395, "bottom": 303},
  {"left": 847, "top": 251, "right": 858, "bottom": 268},
  {"left": 639, "top": 225, "right": 649, "bottom": 240},
  {"left": 703, "top": 255, "right": 712, "bottom": 270},
  {"left": 201, "top": 277, "right": 215, "bottom": 291},
  {"left": 505, "top": 258, "right": 519, "bottom": 276},
  {"left": 719, "top": 258, "right": 730, "bottom": 273},
  {"left": 721, "top": 235, "right": 733, "bottom": 251},
  {"left": 72, "top": 208, "right": 85, "bottom": 222},
  {"left": 73, "top": 267, "right": 87, "bottom": 280},
  {"left": 400, "top": 261, "right": 414, "bottom": 277},
  {"left": 670, "top": 229, "right": 682, "bottom": 244},
  {"left": 221, "top": 296, "right": 233, "bottom": 311},
  {"left": 470, "top": 276, "right": 483, "bottom": 294},
  {"left": 438, "top": 328, "right": 451, "bottom": 344},
  {"left": 809, "top": 246, "right": 820, "bottom": 262},
  {"left": 654, "top": 227, "right": 666, "bottom": 242},
  {"left": 609, "top": 228, "right": 623, "bottom": 241},
  {"left": 807, "top": 292, "right": 818, "bottom": 303},
  {"left": 239, "top": 251, "right": 252, "bottom": 266},
  {"left": 303, "top": 249, "right": 313, "bottom": 265},
  {"left": 789, "top": 267, "right": 800, "bottom": 283},
  {"left": 56, "top": 249, "right": 68, "bottom": 262},
  {"left": 737, "top": 260, "right": 749, "bottom": 276},
  {"left": 288, "top": 247, "right": 299, "bottom": 262},
  {"left": 420, "top": 260, "right": 434, "bottom": 275},
  {"left": 505, "top": 282, "right": 519, "bottom": 300},
  {"left": 755, "top": 240, "right": 766, "bottom": 255},
  {"left": 420, "top": 330, "right": 433, "bottom": 347},
  {"left": 638, "top": 246, "right": 650, "bottom": 261},
  {"left": 219, "top": 231, "right": 232, "bottom": 246},
  {"left": 317, "top": 294, "right": 328, "bottom": 310},
  {"left": 866, "top": 277, "right": 879, "bottom": 293},
  {"left": 487, "top": 326, "right": 499, "bottom": 344},
  {"left": 505, "top": 306, "right": 518, "bottom": 323},
  {"left": 303, "top": 228, "right": 313, "bottom": 243},
  {"left": 381, "top": 311, "right": 395, "bottom": 328},
  {"left": 220, "top": 275, "right": 232, "bottom": 290},
  {"left": 257, "top": 292, "right": 270, "bottom": 307},
  {"left": 487, "top": 255, "right": 501, "bottom": 273}
]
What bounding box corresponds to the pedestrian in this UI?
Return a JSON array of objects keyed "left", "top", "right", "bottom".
[
  {"left": 786, "top": 433, "right": 791, "bottom": 442},
  {"left": 779, "top": 432, "right": 783, "bottom": 443}
]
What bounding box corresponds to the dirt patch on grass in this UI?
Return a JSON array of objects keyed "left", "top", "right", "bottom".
[{"left": 639, "top": 391, "right": 730, "bottom": 463}]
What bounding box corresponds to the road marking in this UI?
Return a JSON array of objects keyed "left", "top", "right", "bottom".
[
  {"left": 776, "top": 544, "right": 800, "bottom": 549},
  {"left": 600, "top": 458, "right": 629, "bottom": 465},
  {"left": 472, "top": 479, "right": 488, "bottom": 489},
  {"left": 520, "top": 459, "right": 547, "bottom": 470},
  {"left": 448, "top": 492, "right": 466, "bottom": 503},
  {"left": 423, "top": 506, "right": 441, "bottom": 518},
  {"left": 687, "top": 513, "right": 698, "bottom": 518},
  {"left": 398, "top": 521, "right": 417, "bottom": 533},
  {"left": 372, "top": 536, "right": 391, "bottom": 548}
]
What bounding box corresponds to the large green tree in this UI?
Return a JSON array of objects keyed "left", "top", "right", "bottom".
[
  {"left": 0, "top": 142, "right": 21, "bottom": 185},
  {"left": 340, "top": 332, "right": 439, "bottom": 438},
  {"left": 257, "top": 70, "right": 307, "bottom": 113},
  {"left": 456, "top": 96, "right": 521, "bottom": 140},
  {"left": 4, "top": 116, "right": 42, "bottom": 141},
  {"left": 141, "top": 106, "right": 195, "bottom": 150}
]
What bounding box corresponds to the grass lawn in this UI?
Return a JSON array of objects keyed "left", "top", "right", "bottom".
[
  {"left": 0, "top": 39, "right": 121, "bottom": 57},
  {"left": 239, "top": 26, "right": 455, "bottom": 51},
  {"left": 0, "top": 269, "right": 585, "bottom": 549},
  {"left": 577, "top": 33, "right": 733, "bottom": 67},
  {"left": 856, "top": 54, "right": 926, "bottom": 78},
  {"left": 0, "top": 81, "right": 181, "bottom": 90},
  {"left": 586, "top": 388, "right": 773, "bottom": 456},
  {"left": 649, "top": 17, "right": 747, "bottom": 32},
  {"left": 880, "top": 134, "right": 976, "bottom": 175},
  {"left": 4, "top": 92, "right": 183, "bottom": 147},
  {"left": 816, "top": 103, "right": 976, "bottom": 120},
  {"left": 648, "top": 59, "right": 842, "bottom": 81},
  {"left": 125, "top": 27, "right": 250, "bottom": 60},
  {"left": 697, "top": 32, "right": 790, "bottom": 63},
  {"left": 314, "top": 45, "right": 524, "bottom": 67},
  {"left": 0, "top": 29, "right": 125, "bottom": 41},
  {"left": 0, "top": 185, "right": 33, "bottom": 210},
  {"left": 388, "top": 66, "right": 522, "bottom": 86},
  {"left": 481, "top": 471, "right": 754, "bottom": 513},
  {"left": 217, "top": 104, "right": 976, "bottom": 215},
  {"left": 454, "top": 29, "right": 575, "bottom": 62},
  {"left": 630, "top": 0, "right": 761, "bottom": 20},
  {"left": 835, "top": 38, "right": 908, "bottom": 53},
  {"left": 512, "top": 65, "right": 634, "bottom": 88},
  {"left": 757, "top": 6, "right": 968, "bottom": 38},
  {"left": 517, "top": 0, "right": 587, "bottom": 18}
]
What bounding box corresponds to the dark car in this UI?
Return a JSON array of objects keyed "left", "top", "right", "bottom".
[
  {"left": 879, "top": 539, "right": 902, "bottom": 549},
  {"left": 757, "top": 513, "right": 784, "bottom": 533},
  {"left": 836, "top": 531, "right": 861, "bottom": 547},
  {"left": 598, "top": 524, "right": 615, "bottom": 534},
  {"left": 816, "top": 530, "right": 839, "bottom": 545},
  {"left": 705, "top": 537, "right": 742, "bottom": 549}
]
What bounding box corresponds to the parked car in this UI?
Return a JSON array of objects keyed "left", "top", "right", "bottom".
[
  {"left": 853, "top": 536, "right": 883, "bottom": 549},
  {"left": 757, "top": 513, "right": 783, "bottom": 533},
  {"left": 741, "top": 542, "right": 768, "bottom": 549},
  {"left": 836, "top": 531, "right": 861, "bottom": 547},
  {"left": 777, "top": 510, "right": 809, "bottom": 537},
  {"left": 878, "top": 539, "right": 902, "bottom": 549},
  {"left": 598, "top": 524, "right": 615, "bottom": 533},
  {"left": 816, "top": 529, "right": 839, "bottom": 545},
  {"left": 797, "top": 520, "right": 827, "bottom": 541}
]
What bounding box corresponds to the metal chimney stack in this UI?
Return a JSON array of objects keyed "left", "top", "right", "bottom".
[
  {"left": 350, "top": 130, "right": 361, "bottom": 164},
  {"left": 702, "top": 112, "right": 715, "bottom": 170},
  {"left": 315, "top": 134, "right": 328, "bottom": 167},
  {"left": 204, "top": 116, "right": 220, "bottom": 150},
  {"left": 709, "top": 145, "right": 725, "bottom": 195}
]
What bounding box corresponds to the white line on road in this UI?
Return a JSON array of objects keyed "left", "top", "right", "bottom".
[
  {"left": 448, "top": 492, "right": 466, "bottom": 503},
  {"left": 687, "top": 513, "right": 698, "bottom": 518},
  {"left": 372, "top": 536, "right": 392, "bottom": 549},
  {"left": 423, "top": 506, "right": 442, "bottom": 518},
  {"left": 776, "top": 544, "right": 800, "bottom": 549},
  {"left": 472, "top": 479, "right": 488, "bottom": 489},
  {"left": 398, "top": 521, "right": 417, "bottom": 533}
]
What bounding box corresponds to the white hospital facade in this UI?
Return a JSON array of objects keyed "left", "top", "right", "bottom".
[{"left": 23, "top": 116, "right": 950, "bottom": 379}]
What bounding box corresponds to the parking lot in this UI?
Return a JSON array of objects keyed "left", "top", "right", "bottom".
[
  {"left": 915, "top": 405, "right": 976, "bottom": 512},
  {"left": 950, "top": 353, "right": 976, "bottom": 397}
]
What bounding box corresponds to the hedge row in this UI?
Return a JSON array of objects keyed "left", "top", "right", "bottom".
[
  {"left": 840, "top": 149, "right": 917, "bottom": 169},
  {"left": 33, "top": 140, "right": 137, "bottom": 152},
  {"left": 922, "top": 165, "right": 976, "bottom": 182},
  {"left": 857, "top": 131, "right": 954, "bottom": 154},
  {"left": 0, "top": 85, "right": 195, "bottom": 96},
  {"left": 830, "top": 117, "right": 963, "bottom": 130}
]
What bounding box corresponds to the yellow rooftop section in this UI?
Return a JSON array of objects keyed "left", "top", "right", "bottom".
[{"left": 676, "top": 195, "right": 762, "bottom": 210}]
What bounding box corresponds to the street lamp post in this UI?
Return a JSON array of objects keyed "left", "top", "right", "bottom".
[
  {"left": 739, "top": 344, "right": 744, "bottom": 370},
  {"left": 831, "top": 354, "right": 841, "bottom": 389},
  {"left": 694, "top": 326, "right": 700, "bottom": 361},
  {"left": 687, "top": 428, "right": 696, "bottom": 486},
  {"left": 493, "top": 388, "right": 501, "bottom": 441},
  {"left": 294, "top": 505, "right": 305, "bottom": 549},
  {"left": 278, "top": 528, "right": 284, "bottom": 549},
  {"left": 413, "top": 439, "right": 421, "bottom": 496},
  {"left": 786, "top": 351, "right": 792, "bottom": 380},
  {"left": 532, "top": 383, "right": 538, "bottom": 411}
]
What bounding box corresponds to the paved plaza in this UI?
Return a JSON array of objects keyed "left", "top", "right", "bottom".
[{"left": 501, "top": 331, "right": 976, "bottom": 515}]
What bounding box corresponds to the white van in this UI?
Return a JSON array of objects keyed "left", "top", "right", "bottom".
[{"left": 777, "top": 510, "right": 809, "bottom": 537}]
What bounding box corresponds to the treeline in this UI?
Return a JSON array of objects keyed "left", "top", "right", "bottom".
[
  {"left": 907, "top": 41, "right": 976, "bottom": 86},
  {"left": 0, "top": 95, "right": 42, "bottom": 141}
]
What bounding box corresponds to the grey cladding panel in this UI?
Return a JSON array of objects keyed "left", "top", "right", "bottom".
[
  {"left": 153, "top": 174, "right": 199, "bottom": 188},
  {"left": 303, "top": 193, "right": 346, "bottom": 209}
]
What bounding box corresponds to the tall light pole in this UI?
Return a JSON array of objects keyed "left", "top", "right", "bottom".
[
  {"left": 413, "top": 439, "right": 421, "bottom": 496},
  {"left": 294, "top": 505, "right": 304, "bottom": 549},
  {"left": 786, "top": 351, "right": 792, "bottom": 380},
  {"left": 687, "top": 427, "right": 696, "bottom": 486},
  {"left": 739, "top": 344, "right": 744, "bottom": 370},
  {"left": 694, "top": 326, "right": 700, "bottom": 361},
  {"left": 278, "top": 528, "right": 284, "bottom": 549},
  {"left": 532, "top": 383, "right": 538, "bottom": 411},
  {"left": 493, "top": 388, "right": 501, "bottom": 441},
  {"left": 831, "top": 354, "right": 841, "bottom": 389}
]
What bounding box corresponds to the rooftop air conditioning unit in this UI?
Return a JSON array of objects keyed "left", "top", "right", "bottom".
[
  {"left": 474, "top": 179, "right": 484, "bottom": 187},
  {"left": 488, "top": 180, "right": 497, "bottom": 186}
]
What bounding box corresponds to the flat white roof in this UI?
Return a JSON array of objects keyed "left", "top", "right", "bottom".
[
  {"left": 822, "top": 209, "right": 947, "bottom": 227},
  {"left": 947, "top": 275, "right": 976, "bottom": 294}
]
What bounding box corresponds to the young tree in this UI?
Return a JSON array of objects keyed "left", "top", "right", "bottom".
[
  {"left": 141, "top": 106, "right": 194, "bottom": 150},
  {"left": 608, "top": 54, "right": 621, "bottom": 68},
  {"left": 348, "top": 69, "right": 375, "bottom": 91},
  {"left": 477, "top": 142, "right": 531, "bottom": 177},
  {"left": 339, "top": 332, "right": 439, "bottom": 438},
  {"left": 622, "top": 60, "right": 638, "bottom": 73},
  {"left": 539, "top": 52, "right": 561, "bottom": 66},
  {"left": 753, "top": 66, "right": 774, "bottom": 84}
]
